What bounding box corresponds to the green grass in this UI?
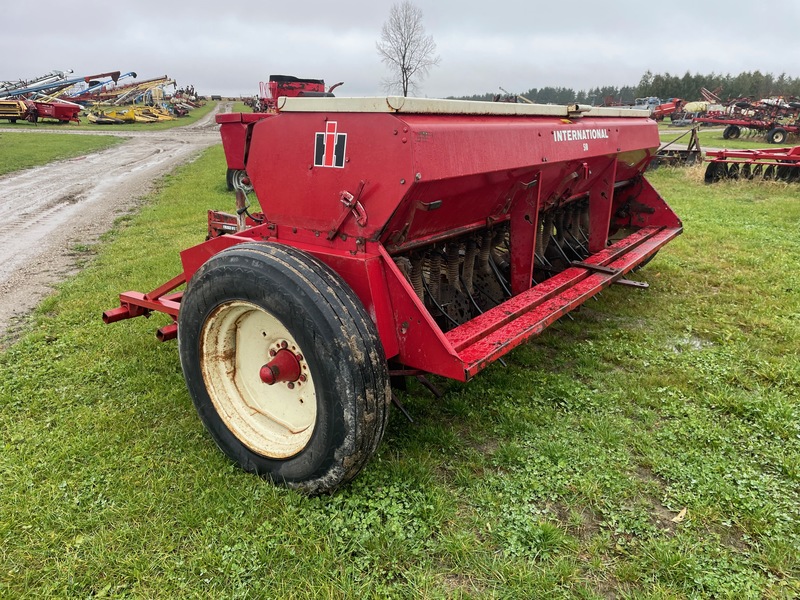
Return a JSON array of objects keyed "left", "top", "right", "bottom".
[
  {"left": 1, "top": 151, "right": 799, "bottom": 598},
  {"left": 0, "top": 132, "right": 124, "bottom": 176},
  {"left": 1, "top": 100, "right": 218, "bottom": 132},
  {"left": 230, "top": 101, "right": 253, "bottom": 113}
]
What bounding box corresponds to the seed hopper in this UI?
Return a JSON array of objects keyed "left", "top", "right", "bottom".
[{"left": 104, "top": 96, "right": 682, "bottom": 493}]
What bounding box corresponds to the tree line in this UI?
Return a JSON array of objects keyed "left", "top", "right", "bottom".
[
  {"left": 452, "top": 86, "right": 637, "bottom": 105},
  {"left": 452, "top": 71, "right": 800, "bottom": 105}
]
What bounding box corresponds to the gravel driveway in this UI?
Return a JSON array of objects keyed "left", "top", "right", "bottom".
[{"left": 0, "top": 103, "right": 227, "bottom": 343}]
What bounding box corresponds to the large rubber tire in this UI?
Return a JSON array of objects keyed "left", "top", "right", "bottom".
[
  {"left": 178, "top": 242, "right": 391, "bottom": 494},
  {"left": 767, "top": 128, "right": 788, "bottom": 145},
  {"left": 225, "top": 168, "right": 235, "bottom": 191}
]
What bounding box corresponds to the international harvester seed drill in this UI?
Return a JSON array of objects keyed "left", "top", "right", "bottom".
[{"left": 104, "top": 96, "right": 682, "bottom": 494}]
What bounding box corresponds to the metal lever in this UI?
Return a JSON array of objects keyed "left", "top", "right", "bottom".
[
  {"left": 327, "top": 180, "right": 367, "bottom": 240},
  {"left": 340, "top": 189, "right": 368, "bottom": 226}
]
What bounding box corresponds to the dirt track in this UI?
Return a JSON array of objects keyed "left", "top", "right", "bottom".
[{"left": 0, "top": 104, "right": 226, "bottom": 344}]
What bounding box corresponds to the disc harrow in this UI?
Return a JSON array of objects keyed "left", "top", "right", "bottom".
[
  {"left": 704, "top": 145, "right": 800, "bottom": 183},
  {"left": 694, "top": 97, "right": 800, "bottom": 144}
]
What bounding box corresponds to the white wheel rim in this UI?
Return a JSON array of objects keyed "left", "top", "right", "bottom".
[
  {"left": 200, "top": 300, "right": 316, "bottom": 458},
  {"left": 232, "top": 170, "right": 253, "bottom": 192}
]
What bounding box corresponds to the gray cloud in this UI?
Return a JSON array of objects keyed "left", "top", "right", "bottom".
[{"left": 2, "top": 1, "right": 799, "bottom": 99}]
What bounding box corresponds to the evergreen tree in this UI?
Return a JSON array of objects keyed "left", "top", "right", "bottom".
[{"left": 449, "top": 70, "right": 800, "bottom": 105}]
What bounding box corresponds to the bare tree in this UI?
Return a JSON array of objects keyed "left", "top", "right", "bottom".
[{"left": 376, "top": 2, "right": 440, "bottom": 97}]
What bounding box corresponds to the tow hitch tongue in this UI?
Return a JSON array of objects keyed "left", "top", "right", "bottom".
[{"left": 259, "top": 346, "right": 303, "bottom": 386}]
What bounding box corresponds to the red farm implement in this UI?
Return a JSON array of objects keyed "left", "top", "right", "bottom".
[
  {"left": 216, "top": 111, "right": 274, "bottom": 190},
  {"left": 694, "top": 97, "right": 800, "bottom": 144},
  {"left": 106, "top": 96, "right": 682, "bottom": 494},
  {"left": 29, "top": 99, "right": 82, "bottom": 123},
  {"left": 1, "top": 70, "right": 126, "bottom": 123},
  {"left": 217, "top": 75, "right": 343, "bottom": 190},
  {"left": 652, "top": 98, "right": 683, "bottom": 121},
  {"left": 704, "top": 145, "right": 800, "bottom": 183},
  {"left": 0, "top": 98, "right": 81, "bottom": 123},
  {"left": 694, "top": 116, "right": 799, "bottom": 144}
]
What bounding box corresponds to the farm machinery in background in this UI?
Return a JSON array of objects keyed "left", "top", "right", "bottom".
[
  {"left": 704, "top": 145, "right": 800, "bottom": 183},
  {"left": 217, "top": 75, "right": 344, "bottom": 190},
  {"left": 652, "top": 98, "right": 684, "bottom": 121},
  {"left": 658, "top": 87, "right": 800, "bottom": 144},
  {"left": 0, "top": 69, "right": 119, "bottom": 123},
  {"left": 254, "top": 75, "right": 344, "bottom": 112},
  {"left": 603, "top": 96, "right": 663, "bottom": 115},
  {"left": 666, "top": 87, "right": 724, "bottom": 125},
  {"left": 695, "top": 83, "right": 800, "bottom": 182},
  {"left": 74, "top": 75, "right": 202, "bottom": 124},
  {"left": 105, "top": 95, "right": 682, "bottom": 494},
  {"left": 0, "top": 69, "right": 201, "bottom": 124},
  {"left": 608, "top": 96, "right": 703, "bottom": 167},
  {"left": 84, "top": 76, "right": 183, "bottom": 124},
  {"left": 692, "top": 96, "right": 800, "bottom": 144},
  {"left": 602, "top": 96, "right": 693, "bottom": 122}
]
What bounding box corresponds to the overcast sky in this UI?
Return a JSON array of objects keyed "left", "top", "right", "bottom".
[{"left": 3, "top": 1, "right": 799, "bottom": 99}]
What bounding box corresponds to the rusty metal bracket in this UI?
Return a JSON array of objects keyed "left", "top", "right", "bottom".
[
  {"left": 327, "top": 180, "right": 367, "bottom": 240},
  {"left": 570, "top": 261, "right": 620, "bottom": 276},
  {"left": 571, "top": 262, "right": 648, "bottom": 288},
  {"left": 615, "top": 278, "right": 649, "bottom": 289}
]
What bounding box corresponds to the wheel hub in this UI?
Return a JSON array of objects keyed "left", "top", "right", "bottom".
[
  {"left": 200, "top": 301, "right": 317, "bottom": 458},
  {"left": 260, "top": 347, "right": 303, "bottom": 386}
]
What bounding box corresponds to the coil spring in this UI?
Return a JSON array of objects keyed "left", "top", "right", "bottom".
[
  {"left": 428, "top": 251, "right": 442, "bottom": 300},
  {"left": 538, "top": 212, "right": 555, "bottom": 256},
  {"left": 394, "top": 257, "right": 412, "bottom": 285},
  {"left": 447, "top": 243, "right": 461, "bottom": 292},
  {"left": 569, "top": 204, "right": 581, "bottom": 241},
  {"left": 462, "top": 240, "right": 477, "bottom": 294},
  {"left": 410, "top": 256, "right": 424, "bottom": 301},
  {"left": 491, "top": 230, "right": 506, "bottom": 260}
]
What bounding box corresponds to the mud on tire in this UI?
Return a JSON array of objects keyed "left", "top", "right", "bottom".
[{"left": 177, "top": 242, "right": 391, "bottom": 495}]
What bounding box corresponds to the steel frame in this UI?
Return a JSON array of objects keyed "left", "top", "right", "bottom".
[{"left": 105, "top": 97, "right": 682, "bottom": 381}]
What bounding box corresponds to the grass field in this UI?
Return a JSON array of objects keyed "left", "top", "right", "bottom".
[
  {"left": 0, "top": 132, "right": 123, "bottom": 176},
  {"left": 1, "top": 147, "right": 798, "bottom": 598},
  {"left": 1, "top": 100, "right": 217, "bottom": 132},
  {"left": 230, "top": 101, "right": 252, "bottom": 113}
]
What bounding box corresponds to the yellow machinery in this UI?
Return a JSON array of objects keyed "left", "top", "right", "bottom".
[{"left": 0, "top": 99, "right": 29, "bottom": 122}]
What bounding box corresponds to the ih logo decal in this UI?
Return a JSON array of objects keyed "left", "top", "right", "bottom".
[{"left": 314, "top": 121, "right": 347, "bottom": 168}]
